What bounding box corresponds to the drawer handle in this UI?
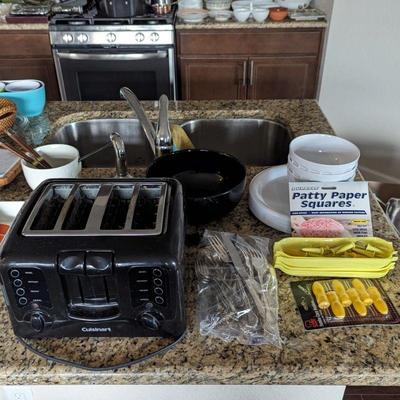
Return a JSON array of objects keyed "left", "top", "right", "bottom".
[
  {"left": 242, "top": 60, "right": 247, "bottom": 87},
  {"left": 249, "top": 60, "right": 254, "bottom": 86}
]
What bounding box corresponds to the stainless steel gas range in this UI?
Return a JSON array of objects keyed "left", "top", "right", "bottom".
[{"left": 49, "top": 10, "right": 177, "bottom": 101}]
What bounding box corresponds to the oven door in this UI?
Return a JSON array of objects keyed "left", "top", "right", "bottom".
[{"left": 53, "top": 47, "right": 176, "bottom": 101}]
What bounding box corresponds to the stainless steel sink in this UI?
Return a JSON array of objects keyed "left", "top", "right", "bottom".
[
  {"left": 180, "top": 119, "right": 291, "bottom": 166},
  {"left": 51, "top": 118, "right": 291, "bottom": 167},
  {"left": 50, "top": 119, "right": 154, "bottom": 167}
]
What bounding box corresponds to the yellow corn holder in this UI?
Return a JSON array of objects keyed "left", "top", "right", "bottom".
[{"left": 273, "top": 237, "right": 398, "bottom": 278}]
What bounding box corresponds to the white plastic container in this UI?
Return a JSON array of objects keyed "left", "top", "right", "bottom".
[{"left": 289, "top": 133, "right": 360, "bottom": 175}]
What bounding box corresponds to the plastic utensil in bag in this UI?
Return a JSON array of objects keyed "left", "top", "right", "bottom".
[{"left": 196, "top": 230, "right": 281, "bottom": 347}]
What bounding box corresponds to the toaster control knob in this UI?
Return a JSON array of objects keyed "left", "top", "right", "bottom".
[
  {"left": 139, "top": 312, "right": 161, "bottom": 331},
  {"left": 30, "top": 312, "right": 46, "bottom": 333}
]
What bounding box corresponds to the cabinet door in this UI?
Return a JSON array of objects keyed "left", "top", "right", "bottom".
[
  {"left": 247, "top": 56, "right": 319, "bottom": 100},
  {"left": 179, "top": 57, "right": 248, "bottom": 100},
  {"left": 0, "top": 58, "right": 60, "bottom": 101}
]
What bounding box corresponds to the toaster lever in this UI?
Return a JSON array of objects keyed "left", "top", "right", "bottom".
[
  {"left": 58, "top": 252, "right": 85, "bottom": 276},
  {"left": 69, "top": 303, "right": 119, "bottom": 320},
  {"left": 86, "top": 252, "right": 113, "bottom": 277}
]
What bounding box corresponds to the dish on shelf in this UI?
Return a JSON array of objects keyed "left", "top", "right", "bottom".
[
  {"left": 269, "top": 6, "right": 288, "bottom": 21},
  {"left": 231, "top": 0, "right": 251, "bottom": 9},
  {"left": 209, "top": 10, "right": 233, "bottom": 20},
  {"left": 233, "top": 7, "right": 251, "bottom": 21},
  {"left": 177, "top": 8, "right": 208, "bottom": 22},
  {"left": 252, "top": 7, "right": 269, "bottom": 22},
  {"left": 276, "top": 0, "right": 311, "bottom": 9},
  {"left": 205, "top": 0, "right": 232, "bottom": 11}
]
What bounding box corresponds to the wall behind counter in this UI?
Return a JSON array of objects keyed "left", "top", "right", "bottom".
[{"left": 313, "top": 0, "right": 400, "bottom": 183}]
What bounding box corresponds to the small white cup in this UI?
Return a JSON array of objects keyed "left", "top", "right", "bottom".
[
  {"left": 5, "top": 80, "right": 41, "bottom": 92},
  {"left": 21, "top": 144, "right": 81, "bottom": 190}
]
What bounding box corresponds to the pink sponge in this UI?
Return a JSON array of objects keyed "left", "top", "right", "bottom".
[{"left": 299, "top": 217, "right": 345, "bottom": 238}]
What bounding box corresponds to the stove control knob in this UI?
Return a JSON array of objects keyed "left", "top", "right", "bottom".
[
  {"left": 106, "top": 32, "right": 117, "bottom": 43},
  {"left": 138, "top": 312, "right": 161, "bottom": 331},
  {"left": 62, "top": 33, "right": 73, "bottom": 43},
  {"left": 135, "top": 32, "right": 145, "bottom": 43},
  {"left": 30, "top": 312, "right": 46, "bottom": 333},
  {"left": 150, "top": 32, "right": 159, "bottom": 42},
  {"left": 77, "top": 33, "right": 88, "bottom": 43}
]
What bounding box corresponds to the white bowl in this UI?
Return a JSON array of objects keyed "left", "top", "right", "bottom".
[
  {"left": 253, "top": 0, "right": 275, "bottom": 7},
  {"left": 276, "top": 0, "right": 311, "bottom": 9},
  {"left": 252, "top": 7, "right": 269, "bottom": 22},
  {"left": 289, "top": 133, "right": 360, "bottom": 175},
  {"left": 5, "top": 80, "right": 41, "bottom": 92},
  {"left": 233, "top": 7, "right": 251, "bottom": 21},
  {"left": 232, "top": 0, "right": 251, "bottom": 9},
  {"left": 287, "top": 161, "right": 356, "bottom": 183},
  {"left": 206, "top": 0, "right": 232, "bottom": 10},
  {"left": 209, "top": 10, "right": 233, "bottom": 20},
  {"left": 177, "top": 10, "right": 208, "bottom": 22},
  {"left": 21, "top": 144, "right": 81, "bottom": 190}
]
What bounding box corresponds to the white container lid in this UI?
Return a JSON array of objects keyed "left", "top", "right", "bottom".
[{"left": 289, "top": 133, "right": 360, "bottom": 174}]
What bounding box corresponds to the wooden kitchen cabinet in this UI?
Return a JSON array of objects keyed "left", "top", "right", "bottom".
[
  {"left": 177, "top": 28, "right": 325, "bottom": 100},
  {"left": 0, "top": 30, "right": 60, "bottom": 101},
  {"left": 247, "top": 56, "right": 319, "bottom": 99},
  {"left": 180, "top": 57, "right": 248, "bottom": 100}
]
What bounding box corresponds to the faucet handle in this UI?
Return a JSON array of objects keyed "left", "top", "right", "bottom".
[{"left": 156, "top": 94, "right": 173, "bottom": 157}]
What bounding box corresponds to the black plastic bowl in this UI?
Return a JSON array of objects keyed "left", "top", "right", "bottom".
[{"left": 147, "top": 149, "right": 246, "bottom": 224}]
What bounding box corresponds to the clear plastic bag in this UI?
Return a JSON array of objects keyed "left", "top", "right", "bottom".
[{"left": 196, "top": 230, "right": 281, "bottom": 347}]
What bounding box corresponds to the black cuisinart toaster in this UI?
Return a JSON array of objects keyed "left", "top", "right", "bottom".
[{"left": 0, "top": 178, "right": 185, "bottom": 339}]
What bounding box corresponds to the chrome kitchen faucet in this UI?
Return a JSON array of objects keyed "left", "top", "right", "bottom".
[{"left": 120, "top": 87, "right": 173, "bottom": 158}]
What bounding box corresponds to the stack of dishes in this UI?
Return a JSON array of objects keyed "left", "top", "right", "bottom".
[
  {"left": 231, "top": 0, "right": 274, "bottom": 22},
  {"left": 287, "top": 133, "right": 360, "bottom": 182},
  {"left": 205, "top": 0, "right": 232, "bottom": 11},
  {"left": 177, "top": 8, "right": 208, "bottom": 23}
]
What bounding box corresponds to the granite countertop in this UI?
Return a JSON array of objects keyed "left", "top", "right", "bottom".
[
  {"left": 176, "top": 17, "right": 327, "bottom": 29},
  {"left": 0, "top": 21, "right": 48, "bottom": 30},
  {"left": 0, "top": 100, "right": 399, "bottom": 385},
  {"left": 0, "top": 15, "right": 327, "bottom": 31}
]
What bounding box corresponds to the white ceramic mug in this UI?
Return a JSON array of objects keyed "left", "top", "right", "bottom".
[{"left": 21, "top": 144, "right": 81, "bottom": 190}]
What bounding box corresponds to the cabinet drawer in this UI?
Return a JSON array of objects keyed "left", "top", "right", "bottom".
[
  {"left": 0, "top": 31, "right": 52, "bottom": 58},
  {"left": 178, "top": 29, "right": 323, "bottom": 56}
]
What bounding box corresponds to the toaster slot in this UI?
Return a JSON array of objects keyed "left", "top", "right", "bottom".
[
  {"left": 132, "top": 184, "right": 164, "bottom": 231},
  {"left": 62, "top": 185, "right": 100, "bottom": 230},
  {"left": 30, "top": 185, "right": 73, "bottom": 230},
  {"left": 101, "top": 185, "right": 134, "bottom": 230}
]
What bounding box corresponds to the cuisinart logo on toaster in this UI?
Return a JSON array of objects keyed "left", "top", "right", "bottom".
[{"left": 81, "top": 327, "right": 112, "bottom": 333}]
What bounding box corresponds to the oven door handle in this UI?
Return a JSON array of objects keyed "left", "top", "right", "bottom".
[{"left": 56, "top": 51, "right": 168, "bottom": 61}]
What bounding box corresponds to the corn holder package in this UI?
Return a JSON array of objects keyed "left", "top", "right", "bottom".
[
  {"left": 273, "top": 237, "right": 398, "bottom": 278},
  {"left": 291, "top": 278, "right": 400, "bottom": 330},
  {"left": 289, "top": 182, "right": 372, "bottom": 237}
]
